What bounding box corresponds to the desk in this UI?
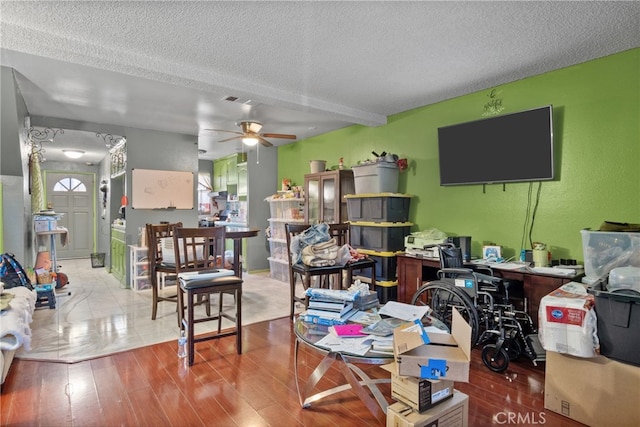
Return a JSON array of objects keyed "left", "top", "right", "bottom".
[
  {"left": 223, "top": 227, "right": 259, "bottom": 278},
  {"left": 293, "top": 314, "right": 449, "bottom": 420},
  {"left": 396, "top": 254, "right": 582, "bottom": 328}
]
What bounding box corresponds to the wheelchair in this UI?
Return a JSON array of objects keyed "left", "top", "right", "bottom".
[{"left": 411, "top": 262, "right": 544, "bottom": 373}]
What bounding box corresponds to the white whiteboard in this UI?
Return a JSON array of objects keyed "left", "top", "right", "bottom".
[{"left": 131, "top": 169, "right": 194, "bottom": 210}]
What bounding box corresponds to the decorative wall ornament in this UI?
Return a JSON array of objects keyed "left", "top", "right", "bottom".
[
  {"left": 25, "top": 127, "right": 64, "bottom": 162},
  {"left": 482, "top": 88, "right": 505, "bottom": 116},
  {"left": 96, "top": 133, "right": 127, "bottom": 148}
]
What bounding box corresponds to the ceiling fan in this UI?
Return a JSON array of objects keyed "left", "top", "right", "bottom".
[{"left": 206, "top": 121, "right": 297, "bottom": 147}]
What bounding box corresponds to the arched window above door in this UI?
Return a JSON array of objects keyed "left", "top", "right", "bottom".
[{"left": 53, "top": 177, "right": 87, "bottom": 192}]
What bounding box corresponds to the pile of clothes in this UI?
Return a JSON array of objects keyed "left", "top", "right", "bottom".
[{"left": 291, "top": 223, "right": 362, "bottom": 267}]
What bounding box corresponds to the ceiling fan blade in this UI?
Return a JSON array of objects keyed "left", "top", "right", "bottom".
[
  {"left": 261, "top": 133, "right": 297, "bottom": 140},
  {"left": 219, "top": 135, "right": 243, "bottom": 143},
  {"left": 204, "top": 128, "right": 243, "bottom": 135},
  {"left": 257, "top": 136, "right": 274, "bottom": 147}
]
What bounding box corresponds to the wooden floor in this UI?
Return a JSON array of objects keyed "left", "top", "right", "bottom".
[{"left": 1, "top": 316, "right": 585, "bottom": 427}]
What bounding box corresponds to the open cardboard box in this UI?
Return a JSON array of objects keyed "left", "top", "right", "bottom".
[{"left": 393, "top": 307, "right": 471, "bottom": 382}]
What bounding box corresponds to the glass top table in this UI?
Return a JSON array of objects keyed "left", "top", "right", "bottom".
[{"left": 293, "top": 312, "right": 449, "bottom": 420}]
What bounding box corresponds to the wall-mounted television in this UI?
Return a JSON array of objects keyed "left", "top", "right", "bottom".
[{"left": 437, "top": 105, "right": 554, "bottom": 186}]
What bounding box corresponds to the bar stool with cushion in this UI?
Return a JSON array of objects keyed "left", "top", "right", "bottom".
[
  {"left": 146, "top": 222, "right": 182, "bottom": 323},
  {"left": 173, "top": 226, "right": 243, "bottom": 365},
  {"left": 285, "top": 223, "right": 348, "bottom": 319}
]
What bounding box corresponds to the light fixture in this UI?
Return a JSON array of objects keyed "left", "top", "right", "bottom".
[
  {"left": 63, "top": 150, "right": 84, "bottom": 159},
  {"left": 242, "top": 136, "right": 259, "bottom": 146}
]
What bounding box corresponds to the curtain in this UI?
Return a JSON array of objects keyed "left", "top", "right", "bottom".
[{"left": 30, "top": 153, "right": 45, "bottom": 213}]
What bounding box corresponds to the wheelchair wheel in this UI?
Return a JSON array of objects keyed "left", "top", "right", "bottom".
[
  {"left": 412, "top": 280, "right": 481, "bottom": 345},
  {"left": 505, "top": 337, "right": 523, "bottom": 361},
  {"left": 482, "top": 344, "right": 510, "bottom": 372}
]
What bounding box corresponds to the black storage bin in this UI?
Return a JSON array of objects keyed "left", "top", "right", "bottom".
[
  {"left": 349, "top": 222, "right": 412, "bottom": 252},
  {"left": 345, "top": 194, "right": 411, "bottom": 223},
  {"left": 588, "top": 283, "right": 640, "bottom": 366},
  {"left": 374, "top": 281, "right": 398, "bottom": 304},
  {"left": 352, "top": 249, "right": 399, "bottom": 281}
]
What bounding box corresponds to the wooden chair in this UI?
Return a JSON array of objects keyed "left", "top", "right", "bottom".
[
  {"left": 146, "top": 222, "right": 182, "bottom": 323},
  {"left": 328, "top": 223, "right": 377, "bottom": 291},
  {"left": 285, "top": 223, "right": 348, "bottom": 319},
  {"left": 173, "top": 226, "right": 243, "bottom": 365}
]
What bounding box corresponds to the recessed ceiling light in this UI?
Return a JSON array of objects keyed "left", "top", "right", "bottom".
[{"left": 63, "top": 150, "right": 84, "bottom": 159}]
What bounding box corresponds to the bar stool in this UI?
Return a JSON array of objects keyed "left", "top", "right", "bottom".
[{"left": 173, "top": 226, "right": 243, "bottom": 366}]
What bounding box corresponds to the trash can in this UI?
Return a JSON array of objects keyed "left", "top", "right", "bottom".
[{"left": 91, "top": 252, "right": 106, "bottom": 268}]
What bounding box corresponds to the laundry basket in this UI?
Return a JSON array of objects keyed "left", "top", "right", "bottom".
[{"left": 91, "top": 252, "right": 106, "bottom": 268}]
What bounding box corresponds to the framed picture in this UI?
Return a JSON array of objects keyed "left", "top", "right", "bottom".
[{"left": 482, "top": 245, "right": 501, "bottom": 260}]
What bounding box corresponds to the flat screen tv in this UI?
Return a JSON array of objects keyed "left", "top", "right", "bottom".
[{"left": 437, "top": 105, "right": 554, "bottom": 186}]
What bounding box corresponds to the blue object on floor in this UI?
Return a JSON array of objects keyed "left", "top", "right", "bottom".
[{"left": 35, "top": 286, "right": 56, "bottom": 309}]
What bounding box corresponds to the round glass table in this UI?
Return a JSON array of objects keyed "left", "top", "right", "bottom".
[{"left": 293, "top": 313, "right": 449, "bottom": 420}]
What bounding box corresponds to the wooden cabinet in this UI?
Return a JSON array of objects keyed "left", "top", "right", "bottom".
[
  {"left": 304, "top": 170, "right": 355, "bottom": 224},
  {"left": 213, "top": 154, "right": 247, "bottom": 191},
  {"left": 237, "top": 162, "right": 248, "bottom": 196},
  {"left": 213, "top": 158, "right": 227, "bottom": 191},
  {"left": 110, "top": 227, "right": 126, "bottom": 285}
]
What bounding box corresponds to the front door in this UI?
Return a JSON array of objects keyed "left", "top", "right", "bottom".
[{"left": 45, "top": 172, "right": 94, "bottom": 259}]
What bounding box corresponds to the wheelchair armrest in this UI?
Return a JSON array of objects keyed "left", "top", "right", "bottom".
[{"left": 437, "top": 267, "right": 476, "bottom": 279}]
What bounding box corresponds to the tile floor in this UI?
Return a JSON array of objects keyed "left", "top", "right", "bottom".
[{"left": 18, "top": 258, "right": 301, "bottom": 363}]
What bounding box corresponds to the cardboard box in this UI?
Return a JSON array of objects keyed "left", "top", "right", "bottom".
[
  {"left": 34, "top": 219, "right": 57, "bottom": 232},
  {"left": 544, "top": 351, "right": 640, "bottom": 426},
  {"left": 394, "top": 308, "right": 471, "bottom": 382},
  {"left": 386, "top": 390, "right": 469, "bottom": 427},
  {"left": 538, "top": 282, "right": 598, "bottom": 358},
  {"left": 383, "top": 363, "right": 454, "bottom": 412}
]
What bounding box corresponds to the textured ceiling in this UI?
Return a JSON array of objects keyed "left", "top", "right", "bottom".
[{"left": 1, "top": 1, "right": 639, "bottom": 162}]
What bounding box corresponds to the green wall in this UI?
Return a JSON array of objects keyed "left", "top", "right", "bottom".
[{"left": 278, "top": 48, "right": 640, "bottom": 262}]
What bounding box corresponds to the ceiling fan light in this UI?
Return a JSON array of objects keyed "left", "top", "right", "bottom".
[
  {"left": 63, "top": 150, "right": 85, "bottom": 159},
  {"left": 242, "top": 136, "right": 259, "bottom": 146}
]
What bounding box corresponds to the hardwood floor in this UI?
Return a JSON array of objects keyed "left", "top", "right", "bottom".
[{"left": 1, "top": 317, "right": 585, "bottom": 427}]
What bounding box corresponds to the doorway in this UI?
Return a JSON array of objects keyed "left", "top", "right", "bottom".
[{"left": 44, "top": 172, "right": 95, "bottom": 259}]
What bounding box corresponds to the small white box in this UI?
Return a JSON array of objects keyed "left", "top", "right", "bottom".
[
  {"left": 34, "top": 219, "right": 57, "bottom": 232},
  {"left": 386, "top": 390, "right": 469, "bottom": 427}
]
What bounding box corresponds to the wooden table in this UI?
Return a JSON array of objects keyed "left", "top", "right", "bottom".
[
  {"left": 224, "top": 226, "right": 260, "bottom": 278},
  {"left": 396, "top": 254, "right": 583, "bottom": 328}
]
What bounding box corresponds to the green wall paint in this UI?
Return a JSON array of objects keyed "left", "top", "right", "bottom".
[{"left": 278, "top": 48, "right": 640, "bottom": 262}]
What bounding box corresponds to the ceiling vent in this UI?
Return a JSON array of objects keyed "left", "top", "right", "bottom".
[{"left": 222, "top": 95, "right": 239, "bottom": 102}]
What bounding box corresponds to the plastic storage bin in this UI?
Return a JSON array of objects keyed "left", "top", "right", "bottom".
[
  {"left": 587, "top": 282, "right": 640, "bottom": 366},
  {"left": 352, "top": 248, "right": 399, "bottom": 281},
  {"left": 349, "top": 222, "right": 413, "bottom": 252},
  {"left": 581, "top": 230, "right": 640, "bottom": 283},
  {"left": 268, "top": 257, "right": 290, "bottom": 282},
  {"left": 375, "top": 280, "right": 398, "bottom": 304},
  {"left": 352, "top": 162, "right": 399, "bottom": 194},
  {"left": 268, "top": 198, "right": 305, "bottom": 220},
  {"left": 345, "top": 194, "right": 411, "bottom": 223}
]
